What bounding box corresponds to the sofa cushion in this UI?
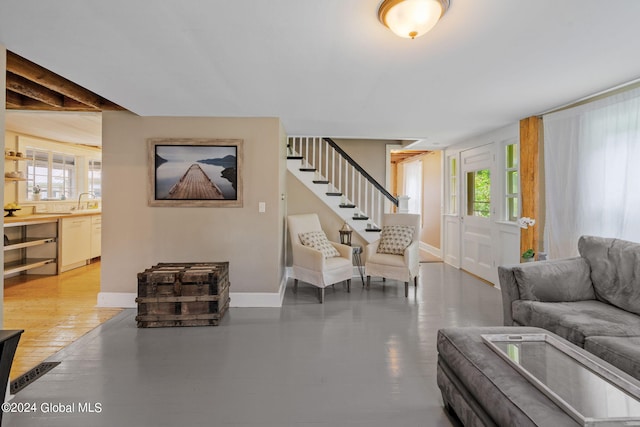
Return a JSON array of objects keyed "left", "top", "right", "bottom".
[
  {"left": 367, "top": 252, "right": 406, "bottom": 267},
  {"left": 512, "top": 300, "right": 640, "bottom": 347},
  {"left": 579, "top": 235, "right": 640, "bottom": 315},
  {"left": 584, "top": 336, "right": 640, "bottom": 381},
  {"left": 512, "top": 257, "right": 595, "bottom": 302}
]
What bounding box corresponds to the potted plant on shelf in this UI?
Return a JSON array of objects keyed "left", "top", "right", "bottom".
[
  {"left": 32, "top": 185, "right": 41, "bottom": 201},
  {"left": 522, "top": 248, "right": 535, "bottom": 262}
]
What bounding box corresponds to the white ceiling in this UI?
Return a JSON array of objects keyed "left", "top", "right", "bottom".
[{"left": 2, "top": 0, "right": 640, "bottom": 149}]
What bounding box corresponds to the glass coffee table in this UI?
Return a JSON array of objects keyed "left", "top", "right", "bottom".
[{"left": 482, "top": 333, "right": 640, "bottom": 426}]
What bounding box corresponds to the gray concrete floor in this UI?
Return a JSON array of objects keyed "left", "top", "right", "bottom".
[{"left": 4, "top": 263, "right": 503, "bottom": 427}]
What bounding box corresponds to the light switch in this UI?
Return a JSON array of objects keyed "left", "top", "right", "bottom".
[{"left": 259, "top": 202, "right": 266, "bottom": 213}]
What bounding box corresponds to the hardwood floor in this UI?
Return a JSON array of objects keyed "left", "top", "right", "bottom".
[{"left": 3, "top": 261, "right": 122, "bottom": 381}]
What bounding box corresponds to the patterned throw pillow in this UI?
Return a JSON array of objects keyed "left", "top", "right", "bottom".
[
  {"left": 376, "top": 225, "right": 415, "bottom": 255},
  {"left": 299, "top": 231, "right": 340, "bottom": 258}
]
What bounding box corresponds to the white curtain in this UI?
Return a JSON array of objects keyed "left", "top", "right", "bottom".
[
  {"left": 403, "top": 159, "right": 422, "bottom": 215},
  {"left": 543, "top": 86, "right": 640, "bottom": 258}
]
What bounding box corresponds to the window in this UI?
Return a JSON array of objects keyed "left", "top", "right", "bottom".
[
  {"left": 51, "top": 153, "right": 76, "bottom": 199},
  {"left": 26, "top": 149, "right": 77, "bottom": 200},
  {"left": 505, "top": 143, "right": 519, "bottom": 221},
  {"left": 543, "top": 86, "right": 640, "bottom": 257},
  {"left": 448, "top": 156, "right": 458, "bottom": 214},
  {"left": 466, "top": 169, "right": 491, "bottom": 217},
  {"left": 88, "top": 159, "right": 102, "bottom": 197},
  {"left": 403, "top": 159, "right": 422, "bottom": 215},
  {"left": 27, "top": 149, "right": 49, "bottom": 199}
]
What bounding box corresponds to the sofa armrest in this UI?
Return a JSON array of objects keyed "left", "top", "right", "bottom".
[
  {"left": 404, "top": 240, "right": 420, "bottom": 269},
  {"left": 292, "top": 243, "right": 325, "bottom": 271},
  {"left": 331, "top": 241, "right": 353, "bottom": 262},
  {"left": 498, "top": 265, "right": 521, "bottom": 326},
  {"left": 499, "top": 257, "right": 595, "bottom": 326},
  {"left": 365, "top": 241, "right": 380, "bottom": 262}
]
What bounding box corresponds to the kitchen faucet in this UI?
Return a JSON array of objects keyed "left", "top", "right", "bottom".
[{"left": 77, "top": 192, "right": 96, "bottom": 210}]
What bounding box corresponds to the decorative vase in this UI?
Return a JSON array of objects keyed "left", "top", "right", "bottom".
[{"left": 33, "top": 194, "right": 40, "bottom": 201}]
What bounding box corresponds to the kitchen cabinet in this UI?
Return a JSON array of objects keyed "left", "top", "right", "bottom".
[
  {"left": 3, "top": 218, "right": 58, "bottom": 276},
  {"left": 60, "top": 216, "right": 91, "bottom": 272},
  {"left": 91, "top": 215, "right": 101, "bottom": 259}
]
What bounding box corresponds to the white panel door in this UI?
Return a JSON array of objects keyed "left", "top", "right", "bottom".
[
  {"left": 444, "top": 215, "right": 460, "bottom": 267},
  {"left": 460, "top": 145, "right": 495, "bottom": 283}
]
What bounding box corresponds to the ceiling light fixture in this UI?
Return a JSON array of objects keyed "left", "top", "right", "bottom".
[{"left": 378, "top": 0, "right": 450, "bottom": 39}]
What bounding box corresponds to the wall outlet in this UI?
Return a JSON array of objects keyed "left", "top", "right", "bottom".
[{"left": 259, "top": 202, "right": 266, "bottom": 213}]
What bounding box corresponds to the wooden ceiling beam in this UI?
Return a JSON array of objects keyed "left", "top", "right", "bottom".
[
  {"left": 6, "top": 96, "right": 99, "bottom": 112},
  {"left": 7, "top": 51, "right": 104, "bottom": 109},
  {"left": 391, "top": 150, "right": 430, "bottom": 163},
  {"left": 61, "top": 98, "right": 124, "bottom": 111},
  {"left": 6, "top": 95, "right": 123, "bottom": 112},
  {"left": 100, "top": 99, "right": 126, "bottom": 111},
  {"left": 63, "top": 97, "right": 98, "bottom": 110},
  {"left": 6, "top": 90, "right": 24, "bottom": 108},
  {"left": 6, "top": 72, "right": 65, "bottom": 107}
]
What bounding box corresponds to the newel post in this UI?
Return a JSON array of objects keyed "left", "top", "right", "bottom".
[{"left": 397, "top": 195, "right": 410, "bottom": 214}]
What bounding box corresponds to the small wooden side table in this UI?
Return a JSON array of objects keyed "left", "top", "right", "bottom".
[{"left": 352, "top": 245, "right": 365, "bottom": 286}]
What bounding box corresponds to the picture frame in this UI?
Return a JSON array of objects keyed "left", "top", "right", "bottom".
[{"left": 147, "top": 138, "right": 243, "bottom": 207}]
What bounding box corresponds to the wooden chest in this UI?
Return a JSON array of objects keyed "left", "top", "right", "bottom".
[{"left": 136, "top": 262, "right": 229, "bottom": 328}]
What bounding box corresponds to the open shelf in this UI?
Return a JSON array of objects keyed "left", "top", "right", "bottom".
[
  {"left": 4, "top": 155, "right": 25, "bottom": 161},
  {"left": 4, "top": 155, "right": 26, "bottom": 181},
  {"left": 4, "top": 218, "right": 59, "bottom": 277},
  {"left": 4, "top": 258, "right": 56, "bottom": 276},
  {"left": 4, "top": 237, "right": 56, "bottom": 251}
]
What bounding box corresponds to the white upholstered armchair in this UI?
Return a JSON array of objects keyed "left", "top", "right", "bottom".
[
  {"left": 287, "top": 214, "right": 353, "bottom": 303},
  {"left": 365, "top": 213, "right": 421, "bottom": 297}
]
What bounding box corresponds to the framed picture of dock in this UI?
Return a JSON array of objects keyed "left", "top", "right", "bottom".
[{"left": 147, "top": 138, "right": 243, "bottom": 207}]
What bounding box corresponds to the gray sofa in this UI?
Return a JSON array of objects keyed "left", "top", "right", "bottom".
[{"left": 499, "top": 235, "right": 640, "bottom": 380}]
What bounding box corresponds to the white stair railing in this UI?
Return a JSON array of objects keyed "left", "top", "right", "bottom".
[{"left": 288, "top": 136, "right": 398, "bottom": 228}]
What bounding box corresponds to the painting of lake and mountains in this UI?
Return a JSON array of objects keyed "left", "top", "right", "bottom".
[{"left": 154, "top": 145, "right": 237, "bottom": 200}]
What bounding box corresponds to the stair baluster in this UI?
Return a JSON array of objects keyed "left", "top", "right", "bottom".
[{"left": 288, "top": 137, "right": 397, "bottom": 241}]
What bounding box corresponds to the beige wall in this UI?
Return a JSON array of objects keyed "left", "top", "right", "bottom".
[
  {"left": 101, "top": 112, "right": 285, "bottom": 296},
  {"left": 332, "top": 139, "right": 393, "bottom": 187},
  {"left": 1, "top": 44, "right": 6, "bottom": 326},
  {"left": 278, "top": 123, "right": 288, "bottom": 278},
  {"left": 421, "top": 151, "right": 442, "bottom": 249}
]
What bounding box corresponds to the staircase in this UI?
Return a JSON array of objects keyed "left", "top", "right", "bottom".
[{"left": 287, "top": 137, "right": 398, "bottom": 244}]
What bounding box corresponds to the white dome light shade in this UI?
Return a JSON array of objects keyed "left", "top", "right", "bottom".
[{"left": 378, "top": 0, "right": 449, "bottom": 39}]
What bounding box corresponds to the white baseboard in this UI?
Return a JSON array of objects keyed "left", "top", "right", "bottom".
[
  {"left": 97, "top": 275, "right": 288, "bottom": 309},
  {"left": 420, "top": 242, "right": 442, "bottom": 258},
  {"left": 229, "top": 274, "right": 287, "bottom": 307},
  {"left": 287, "top": 266, "right": 364, "bottom": 280},
  {"left": 97, "top": 292, "right": 137, "bottom": 308}
]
